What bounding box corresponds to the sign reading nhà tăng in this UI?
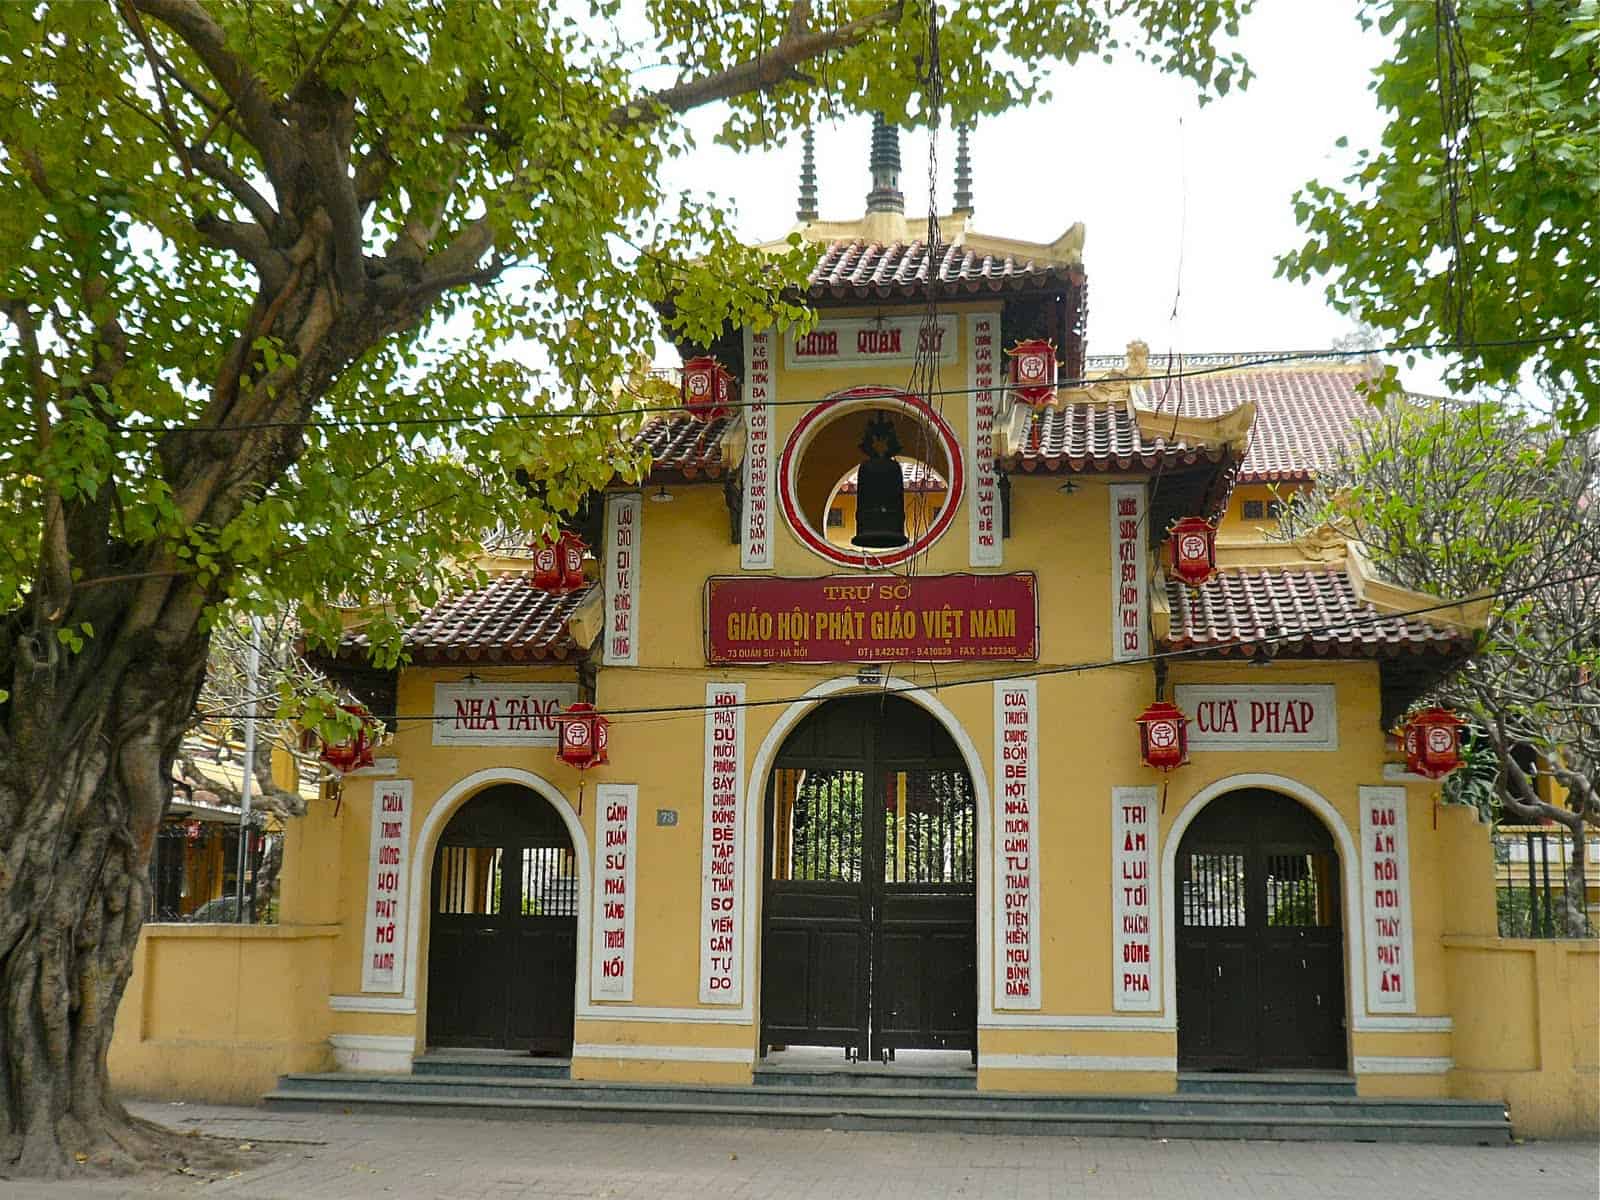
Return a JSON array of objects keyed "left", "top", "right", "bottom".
[{"left": 705, "top": 574, "right": 1038, "bottom": 665}]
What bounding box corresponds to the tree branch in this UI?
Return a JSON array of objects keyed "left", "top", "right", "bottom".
[
  {"left": 189, "top": 147, "right": 278, "bottom": 229},
  {"left": 131, "top": 0, "right": 290, "bottom": 180},
  {"left": 619, "top": 1, "right": 901, "bottom": 123}
]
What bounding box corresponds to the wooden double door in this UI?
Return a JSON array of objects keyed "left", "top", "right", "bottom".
[
  {"left": 427, "top": 785, "right": 577, "bottom": 1054},
  {"left": 1176, "top": 790, "right": 1347, "bottom": 1071},
  {"left": 761, "top": 696, "right": 977, "bottom": 1061}
]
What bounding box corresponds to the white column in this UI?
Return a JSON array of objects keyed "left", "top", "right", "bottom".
[
  {"left": 361, "top": 780, "right": 412, "bottom": 993},
  {"left": 1111, "top": 786, "right": 1160, "bottom": 1011},
  {"left": 699, "top": 684, "right": 746, "bottom": 1003},
  {"left": 993, "top": 681, "right": 1040, "bottom": 1009}
]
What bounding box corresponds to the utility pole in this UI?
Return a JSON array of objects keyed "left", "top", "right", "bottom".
[{"left": 235, "top": 617, "right": 261, "bottom": 923}]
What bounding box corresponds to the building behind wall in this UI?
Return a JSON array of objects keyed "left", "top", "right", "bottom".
[{"left": 108, "top": 122, "right": 1599, "bottom": 1137}]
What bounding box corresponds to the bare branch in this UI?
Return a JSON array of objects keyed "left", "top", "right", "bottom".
[{"left": 620, "top": 2, "right": 901, "bottom": 122}]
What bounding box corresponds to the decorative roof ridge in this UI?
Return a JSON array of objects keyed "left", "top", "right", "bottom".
[{"left": 1345, "top": 541, "right": 1491, "bottom": 633}]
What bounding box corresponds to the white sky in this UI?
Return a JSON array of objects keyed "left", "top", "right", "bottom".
[{"left": 651, "top": 1, "right": 1459, "bottom": 393}]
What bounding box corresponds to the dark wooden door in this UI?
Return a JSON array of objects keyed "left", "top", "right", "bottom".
[
  {"left": 761, "top": 696, "right": 976, "bottom": 1060},
  {"left": 1176, "top": 790, "right": 1346, "bottom": 1071},
  {"left": 427, "top": 785, "right": 577, "bottom": 1055}
]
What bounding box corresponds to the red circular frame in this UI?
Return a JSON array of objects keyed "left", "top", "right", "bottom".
[{"left": 778, "top": 386, "right": 966, "bottom": 569}]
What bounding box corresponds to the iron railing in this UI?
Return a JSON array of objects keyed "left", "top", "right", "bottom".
[{"left": 1492, "top": 826, "right": 1598, "bottom": 938}]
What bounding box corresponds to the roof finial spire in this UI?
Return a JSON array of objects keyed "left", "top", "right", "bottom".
[
  {"left": 952, "top": 124, "right": 974, "bottom": 217},
  {"left": 865, "top": 112, "right": 904, "bottom": 215},
  {"left": 796, "top": 127, "right": 818, "bottom": 223}
]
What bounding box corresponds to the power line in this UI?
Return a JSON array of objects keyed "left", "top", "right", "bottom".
[
  {"left": 140, "top": 335, "right": 1574, "bottom": 436},
  {"left": 209, "top": 568, "right": 1599, "bottom": 729}
]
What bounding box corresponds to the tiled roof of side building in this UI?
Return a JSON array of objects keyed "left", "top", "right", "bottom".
[
  {"left": 1132, "top": 363, "right": 1376, "bottom": 483},
  {"left": 335, "top": 575, "right": 595, "bottom": 665},
  {"left": 1160, "top": 566, "right": 1470, "bottom": 659},
  {"left": 1001, "top": 402, "right": 1230, "bottom": 474},
  {"left": 807, "top": 240, "right": 1082, "bottom": 299},
  {"left": 637, "top": 413, "right": 736, "bottom": 481}
]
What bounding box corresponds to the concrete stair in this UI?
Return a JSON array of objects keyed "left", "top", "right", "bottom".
[{"left": 265, "top": 1060, "right": 1510, "bottom": 1145}]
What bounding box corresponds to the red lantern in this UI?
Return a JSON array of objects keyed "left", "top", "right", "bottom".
[
  {"left": 1169, "top": 516, "right": 1217, "bottom": 587},
  {"left": 558, "top": 530, "right": 587, "bottom": 591},
  {"left": 530, "top": 538, "right": 562, "bottom": 591},
  {"left": 530, "top": 532, "right": 587, "bottom": 593},
  {"left": 1007, "top": 338, "right": 1058, "bottom": 408},
  {"left": 1403, "top": 707, "right": 1463, "bottom": 779},
  {"left": 320, "top": 704, "right": 376, "bottom": 775},
  {"left": 555, "top": 702, "right": 610, "bottom": 771},
  {"left": 1136, "top": 701, "right": 1189, "bottom": 772},
  {"left": 682, "top": 355, "right": 730, "bottom": 422}
]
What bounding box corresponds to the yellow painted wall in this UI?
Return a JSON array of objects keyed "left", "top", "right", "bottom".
[
  {"left": 1445, "top": 937, "right": 1599, "bottom": 1136},
  {"left": 109, "top": 923, "right": 337, "bottom": 1104}
]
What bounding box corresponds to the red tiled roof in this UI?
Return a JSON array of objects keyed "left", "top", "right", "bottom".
[
  {"left": 1133, "top": 365, "right": 1374, "bottom": 483},
  {"left": 1002, "top": 403, "right": 1230, "bottom": 474},
  {"left": 1160, "top": 566, "right": 1470, "bottom": 658},
  {"left": 807, "top": 240, "right": 1082, "bottom": 300},
  {"left": 337, "top": 575, "right": 595, "bottom": 665},
  {"left": 638, "top": 414, "right": 734, "bottom": 482}
]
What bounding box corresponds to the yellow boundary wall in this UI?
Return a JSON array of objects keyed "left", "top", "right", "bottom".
[
  {"left": 109, "top": 923, "right": 337, "bottom": 1105},
  {"left": 1445, "top": 935, "right": 1599, "bottom": 1137}
]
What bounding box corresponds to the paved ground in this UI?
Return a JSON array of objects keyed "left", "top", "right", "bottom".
[{"left": 1, "top": 1102, "right": 1594, "bottom": 1200}]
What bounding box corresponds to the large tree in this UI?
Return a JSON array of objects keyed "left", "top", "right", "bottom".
[
  {"left": 1279, "top": 1, "right": 1599, "bottom": 428},
  {"left": 0, "top": 0, "right": 1253, "bottom": 1175},
  {"left": 1281, "top": 401, "right": 1599, "bottom": 931}
]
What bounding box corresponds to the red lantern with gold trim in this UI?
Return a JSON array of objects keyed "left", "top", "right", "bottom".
[
  {"left": 530, "top": 538, "right": 562, "bottom": 591},
  {"left": 711, "top": 362, "right": 737, "bottom": 423},
  {"left": 1136, "top": 701, "right": 1189, "bottom": 772},
  {"left": 319, "top": 704, "right": 376, "bottom": 775},
  {"left": 1170, "top": 516, "right": 1218, "bottom": 587},
  {"left": 1403, "top": 707, "right": 1463, "bottom": 779},
  {"left": 555, "top": 702, "right": 610, "bottom": 771},
  {"left": 1007, "top": 338, "right": 1058, "bottom": 408},
  {"left": 682, "top": 355, "right": 726, "bottom": 422},
  {"left": 557, "top": 530, "right": 587, "bottom": 592}
]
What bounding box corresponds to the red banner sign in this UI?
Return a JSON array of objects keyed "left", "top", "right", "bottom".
[{"left": 706, "top": 574, "right": 1038, "bottom": 664}]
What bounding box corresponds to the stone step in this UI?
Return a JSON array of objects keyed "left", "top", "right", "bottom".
[
  {"left": 267, "top": 1073, "right": 1508, "bottom": 1143},
  {"left": 1178, "top": 1071, "right": 1358, "bottom": 1098},
  {"left": 753, "top": 1064, "right": 977, "bottom": 1091},
  {"left": 263, "top": 1084, "right": 1510, "bottom": 1145},
  {"left": 412, "top": 1052, "right": 571, "bottom": 1080}
]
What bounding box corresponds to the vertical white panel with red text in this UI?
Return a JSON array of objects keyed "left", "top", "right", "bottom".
[
  {"left": 1360, "top": 786, "right": 1416, "bottom": 1012},
  {"left": 361, "top": 780, "right": 411, "bottom": 993},
  {"left": 966, "top": 312, "right": 1003, "bottom": 567},
  {"left": 993, "top": 681, "right": 1040, "bottom": 1009},
  {"left": 1109, "top": 483, "right": 1148, "bottom": 661},
  {"left": 590, "top": 783, "right": 638, "bottom": 1001},
  {"left": 699, "top": 684, "right": 746, "bottom": 1003},
  {"left": 603, "top": 491, "right": 641, "bottom": 666},
  {"left": 741, "top": 329, "right": 775, "bottom": 569},
  {"left": 1111, "top": 786, "right": 1160, "bottom": 1011}
]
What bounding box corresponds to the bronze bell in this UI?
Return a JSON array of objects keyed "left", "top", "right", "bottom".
[{"left": 851, "top": 412, "right": 908, "bottom": 549}]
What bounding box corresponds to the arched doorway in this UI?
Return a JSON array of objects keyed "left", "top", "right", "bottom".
[
  {"left": 761, "top": 694, "right": 977, "bottom": 1061},
  {"left": 1175, "top": 789, "right": 1346, "bottom": 1071},
  {"left": 426, "top": 784, "right": 578, "bottom": 1054}
]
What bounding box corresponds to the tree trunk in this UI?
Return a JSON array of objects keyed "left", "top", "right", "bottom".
[
  {"left": 0, "top": 613, "right": 209, "bottom": 1176},
  {"left": 1561, "top": 818, "right": 1590, "bottom": 936}
]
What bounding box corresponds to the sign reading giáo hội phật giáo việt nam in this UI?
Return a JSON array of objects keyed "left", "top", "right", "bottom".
[{"left": 705, "top": 573, "right": 1038, "bottom": 665}]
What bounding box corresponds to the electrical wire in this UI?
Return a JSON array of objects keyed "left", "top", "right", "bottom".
[
  {"left": 139, "top": 335, "right": 1575, "bottom": 436},
  {"left": 213, "top": 568, "right": 1600, "bottom": 728}
]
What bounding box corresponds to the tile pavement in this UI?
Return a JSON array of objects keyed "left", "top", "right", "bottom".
[{"left": 0, "top": 1102, "right": 1594, "bottom": 1200}]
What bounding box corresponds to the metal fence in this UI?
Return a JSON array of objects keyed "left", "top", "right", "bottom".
[{"left": 1492, "top": 826, "right": 1598, "bottom": 938}]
